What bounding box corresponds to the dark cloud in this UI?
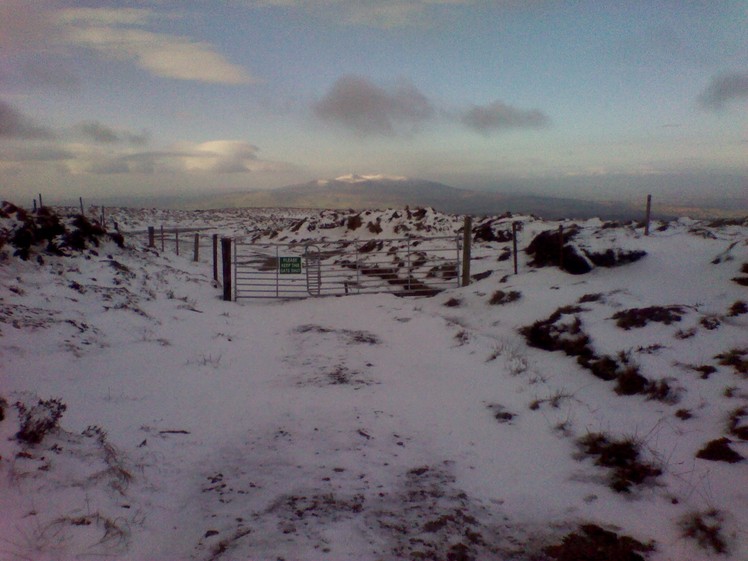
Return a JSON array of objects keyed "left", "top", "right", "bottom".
[
  {"left": 0, "top": 146, "right": 73, "bottom": 162},
  {"left": 77, "top": 121, "right": 150, "bottom": 145},
  {"left": 314, "top": 75, "right": 434, "bottom": 136},
  {"left": 0, "top": 100, "right": 55, "bottom": 139},
  {"left": 460, "top": 101, "right": 550, "bottom": 134},
  {"left": 698, "top": 71, "right": 748, "bottom": 110}
]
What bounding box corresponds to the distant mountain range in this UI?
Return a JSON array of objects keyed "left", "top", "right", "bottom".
[
  {"left": 178, "top": 174, "right": 745, "bottom": 221},
  {"left": 75, "top": 174, "right": 744, "bottom": 221}
]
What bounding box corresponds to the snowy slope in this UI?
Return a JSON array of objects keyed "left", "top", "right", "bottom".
[{"left": 1, "top": 205, "right": 746, "bottom": 561}]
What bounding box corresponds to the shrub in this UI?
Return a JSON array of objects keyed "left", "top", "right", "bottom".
[
  {"left": 544, "top": 524, "right": 654, "bottom": 561},
  {"left": 15, "top": 398, "right": 67, "bottom": 444},
  {"left": 578, "top": 292, "right": 604, "bottom": 303},
  {"left": 699, "top": 315, "right": 721, "bottom": 330},
  {"left": 577, "top": 433, "right": 662, "bottom": 493},
  {"left": 614, "top": 366, "right": 650, "bottom": 396},
  {"left": 696, "top": 438, "right": 744, "bottom": 463},
  {"left": 525, "top": 227, "right": 592, "bottom": 275},
  {"left": 520, "top": 306, "right": 590, "bottom": 356},
  {"left": 680, "top": 510, "right": 728, "bottom": 554},
  {"left": 612, "top": 306, "right": 685, "bottom": 329},
  {"left": 443, "top": 297, "right": 461, "bottom": 307},
  {"left": 586, "top": 248, "right": 647, "bottom": 268},
  {"left": 728, "top": 300, "right": 747, "bottom": 317},
  {"left": 346, "top": 214, "right": 363, "bottom": 230},
  {"left": 714, "top": 348, "right": 748, "bottom": 376},
  {"left": 488, "top": 290, "right": 521, "bottom": 305}
]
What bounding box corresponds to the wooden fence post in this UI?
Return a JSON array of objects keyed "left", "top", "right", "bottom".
[
  {"left": 558, "top": 224, "right": 564, "bottom": 270},
  {"left": 212, "top": 234, "right": 219, "bottom": 281},
  {"left": 461, "top": 215, "right": 472, "bottom": 287},
  {"left": 512, "top": 221, "right": 519, "bottom": 275},
  {"left": 193, "top": 233, "right": 200, "bottom": 262},
  {"left": 175, "top": 228, "right": 179, "bottom": 256},
  {"left": 38, "top": 193, "right": 43, "bottom": 209},
  {"left": 160, "top": 225, "right": 164, "bottom": 252},
  {"left": 644, "top": 194, "right": 652, "bottom": 236},
  {"left": 33, "top": 200, "right": 37, "bottom": 213},
  {"left": 148, "top": 226, "right": 155, "bottom": 248},
  {"left": 79, "top": 197, "right": 84, "bottom": 215},
  {"left": 221, "top": 237, "right": 232, "bottom": 301}
]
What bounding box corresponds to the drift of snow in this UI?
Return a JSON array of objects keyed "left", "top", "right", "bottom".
[{"left": 1, "top": 205, "right": 746, "bottom": 561}]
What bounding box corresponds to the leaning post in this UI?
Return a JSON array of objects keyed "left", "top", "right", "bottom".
[
  {"left": 461, "top": 215, "right": 472, "bottom": 287},
  {"left": 644, "top": 194, "right": 652, "bottom": 236},
  {"left": 221, "top": 237, "right": 232, "bottom": 301}
]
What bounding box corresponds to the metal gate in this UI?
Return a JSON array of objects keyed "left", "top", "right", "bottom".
[{"left": 233, "top": 236, "right": 461, "bottom": 299}]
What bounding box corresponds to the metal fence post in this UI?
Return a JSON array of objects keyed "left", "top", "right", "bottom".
[
  {"left": 212, "top": 234, "right": 218, "bottom": 281},
  {"left": 461, "top": 216, "right": 472, "bottom": 287},
  {"left": 512, "top": 221, "right": 519, "bottom": 275},
  {"left": 221, "top": 237, "right": 232, "bottom": 301},
  {"left": 644, "top": 194, "right": 652, "bottom": 236},
  {"left": 406, "top": 238, "right": 412, "bottom": 292}
]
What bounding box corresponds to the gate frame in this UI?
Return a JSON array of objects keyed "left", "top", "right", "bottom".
[{"left": 227, "top": 234, "right": 464, "bottom": 300}]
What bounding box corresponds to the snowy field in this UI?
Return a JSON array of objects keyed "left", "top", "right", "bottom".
[{"left": 1, "top": 203, "right": 747, "bottom": 561}]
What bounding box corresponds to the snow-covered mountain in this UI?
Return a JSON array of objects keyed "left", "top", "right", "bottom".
[
  {"left": 1, "top": 202, "right": 747, "bottom": 560},
  {"left": 181, "top": 175, "right": 746, "bottom": 221}
]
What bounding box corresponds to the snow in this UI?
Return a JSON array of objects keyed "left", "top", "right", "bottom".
[{"left": 1, "top": 206, "right": 747, "bottom": 560}]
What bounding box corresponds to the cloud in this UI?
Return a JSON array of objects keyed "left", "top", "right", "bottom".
[
  {"left": 698, "top": 71, "right": 748, "bottom": 110},
  {"left": 61, "top": 140, "right": 284, "bottom": 175},
  {"left": 251, "top": 0, "right": 470, "bottom": 28},
  {"left": 460, "top": 101, "right": 550, "bottom": 134},
  {"left": 0, "top": 146, "right": 73, "bottom": 162},
  {"left": 178, "top": 140, "right": 270, "bottom": 173},
  {"left": 314, "top": 75, "right": 434, "bottom": 136},
  {"left": 56, "top": 8, "right": 256, "bottom": 84},
  {"left": 77, "top": 121, "right": 150, "bottom": 145},
  {"left": 0, "top": 100, "right": 55, "bottom": 139},
  {"left": 0, "top": 1, "right": 62, "bottom": 53}
]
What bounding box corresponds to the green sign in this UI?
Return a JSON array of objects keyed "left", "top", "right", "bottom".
[{"left": 279, "top": 256, "right": 302, "bottom": 274}]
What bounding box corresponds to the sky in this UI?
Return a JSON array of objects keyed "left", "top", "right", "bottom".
[{"left": 0, "top": 0, "right": 747, "bottom": 206}]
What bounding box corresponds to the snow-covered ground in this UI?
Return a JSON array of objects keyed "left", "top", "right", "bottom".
[{"left": 1, "top": 205, "right": 746, "bottom": 561}]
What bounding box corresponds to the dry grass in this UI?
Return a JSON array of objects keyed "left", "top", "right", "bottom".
[{"left": 577, "top": 432, "right": 662, "bottom": 493}]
